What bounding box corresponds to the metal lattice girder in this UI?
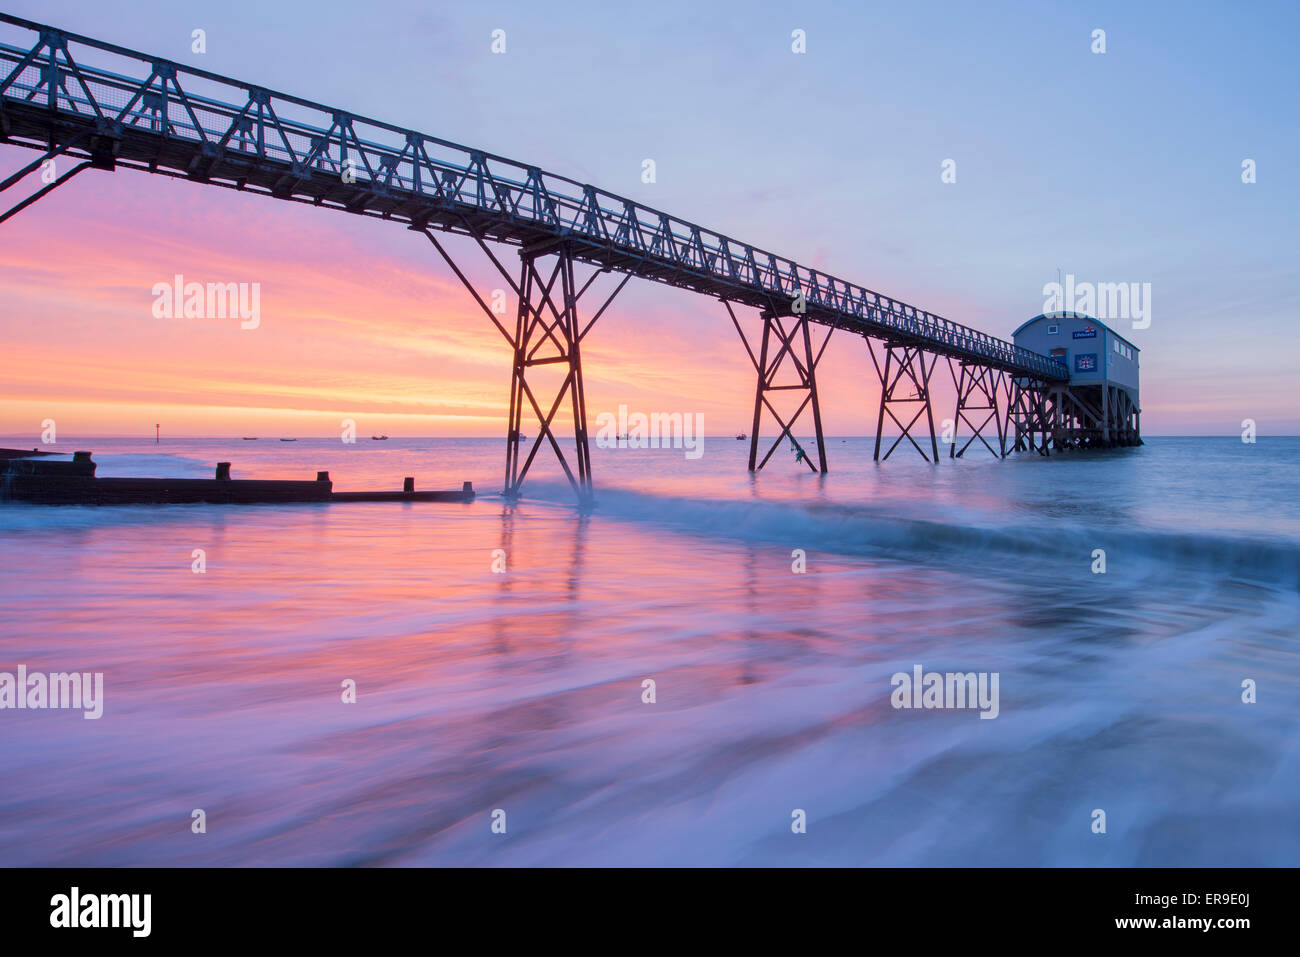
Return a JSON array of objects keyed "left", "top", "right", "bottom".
[
  {"left": 1114, "top": 387, "right": 1142, "bottom": 445},
  {"left": 947, "top": 358, "right": 1007, "bottom": 458},
  {"left": 726, "top": 302, "right": 830, "bottom": 473},
  {"left": 418, "top": 230, "right": 630, "bottom": 501},
  {"left": 505, "top": 247, "right": 588, "bottom": 499},
  {"left": 1008, "top": 380, "right": 1054, "bottom": 456},
  {"left": 0, "top": 12, "right": 1068, "bottom": 381},
  {"left": 1040, "top": 382, "right": 1142, "bottom": 451},
  {"left": 869, "top": 341, "right": 940, "bottom": 463}
]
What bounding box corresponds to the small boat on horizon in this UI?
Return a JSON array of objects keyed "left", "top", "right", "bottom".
[
  {"left": 735, "top": 432, "right": 746, "bottom": 440},
  {"left": 279, "top": 438, "right": 297, "bottom": 442},
  {"left": 371, "top": 435, "right": 389, "bottom": 441},
  {"left": 242, "top": 437, "right": 258, "bottom": 441}
]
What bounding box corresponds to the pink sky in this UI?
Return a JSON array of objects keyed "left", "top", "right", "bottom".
[{"left": 0, "top": 161, "right": 1274, "bottom": 440}]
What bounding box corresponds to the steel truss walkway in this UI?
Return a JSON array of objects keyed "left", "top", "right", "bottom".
[{"left": 0, "top": 14, "right": 1069, "bottom": 499}]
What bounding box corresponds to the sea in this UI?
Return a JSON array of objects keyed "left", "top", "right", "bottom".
[{"left": 0, "top": 434, "right": 1296, "bottom": 866}]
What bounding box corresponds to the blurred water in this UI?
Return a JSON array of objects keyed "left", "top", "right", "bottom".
[{"left": 0, "top": 435, "right": 1296, "bottom": 865}]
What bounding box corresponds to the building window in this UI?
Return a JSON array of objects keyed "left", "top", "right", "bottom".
[{"left": 1047, "top": 323, "right": 1059, "bottom": 335}]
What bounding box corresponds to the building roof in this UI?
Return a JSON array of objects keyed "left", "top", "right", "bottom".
[{"left": 1012, "top": 312, "right": 1140, "bottom": 352}]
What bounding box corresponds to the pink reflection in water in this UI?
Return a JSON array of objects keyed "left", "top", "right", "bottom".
[{"left": 1, "top": 437, "right": 1297, "bottom": 865}]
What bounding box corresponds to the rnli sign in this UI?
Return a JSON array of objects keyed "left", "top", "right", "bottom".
[
  {"left": 1072, "top": 326, "right": 1098, "bottom": 339},
  {"left": 1075, "top": 353, "right": 1098, "bottom": 373}
]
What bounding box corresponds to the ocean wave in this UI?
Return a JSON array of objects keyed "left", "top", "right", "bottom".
[{"left": 521, "top": 482, "right": 1300, "bottom": 589}]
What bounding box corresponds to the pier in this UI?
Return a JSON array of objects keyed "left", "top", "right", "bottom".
[{"left": 0, "top": 14, "right": 1139, "bottom": 501}]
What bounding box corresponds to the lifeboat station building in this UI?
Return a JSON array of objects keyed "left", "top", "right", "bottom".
[{"left": 1012, "top": 311, "right": 1141, "bottom": 447}]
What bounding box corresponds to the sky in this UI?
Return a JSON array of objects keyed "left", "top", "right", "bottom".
[{"left": 1, "top": 0, "right": 1296, "bottom": 438}]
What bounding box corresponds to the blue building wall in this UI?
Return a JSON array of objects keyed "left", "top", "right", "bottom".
[{"left": 1012, "top": 312, "right": 1140, "bottom": 392}]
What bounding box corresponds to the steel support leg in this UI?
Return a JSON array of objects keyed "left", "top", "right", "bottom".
[
  {"left": 1036, "top": 387, "right": 1054, "bottom": 455},
  {"left": 1006, "top": 378, "right": 1022, "bottom": 453},
  {"left": 0, "top": 137, "right": 95, "bottom": 225},
  {"left": 947, "top": 359, "right": 1005, "bottom": 459},
  {"left": 1008, "top": 379, "right": 1052, "bottom": 456},
  {"left": 725, "top": 302, "right": 830, "bottom": 473},
  {"left": 503, "top": 245, "right": 593, "bottom": 500},
  {"left": 869, "top": 341, "right": 939, "bottom": 462},
  {"left": 419, "top": 229, "right": 631, "bottom": 502}
]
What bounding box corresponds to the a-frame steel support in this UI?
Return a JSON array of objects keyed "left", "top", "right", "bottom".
[
  {"left": 948, "top": 359, "right": 1007, "bottom": 458},
  {"left": 725, "top": 302, "right": 829, "bottom": 473},
  {"left": 419, "top": 225, "right": 634, "bottom": 501},
  {"left": 0, "top": 136, "right": 98, "bottom": 225},
  {"left": 1009, "top": 379, "right": 1053, "bottom": 456},
  {"left": 869, "top": 340, "right": 939, "bottom": 462}
]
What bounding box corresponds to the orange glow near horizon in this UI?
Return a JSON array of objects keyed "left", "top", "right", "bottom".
[
  {"left": 0, "top": 162, "right": 1237, "bottom": 440},
  {"left": 0, "top": 169, "right": 871, "bottom": 439}
]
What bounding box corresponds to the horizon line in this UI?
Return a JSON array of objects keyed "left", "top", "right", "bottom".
[{"left": 3, "top": 434, "right": 1293, "bottom": 442}]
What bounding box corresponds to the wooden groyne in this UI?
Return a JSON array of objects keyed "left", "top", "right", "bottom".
[
  {"left": 0, "top": 447, "right": 57, "bottom": 459},
  {"left": 0, "top": 450, "right": 474, "bottom": 505},
  {"left": 333, "top": 478, "right": 476, "bottom": 503}
]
